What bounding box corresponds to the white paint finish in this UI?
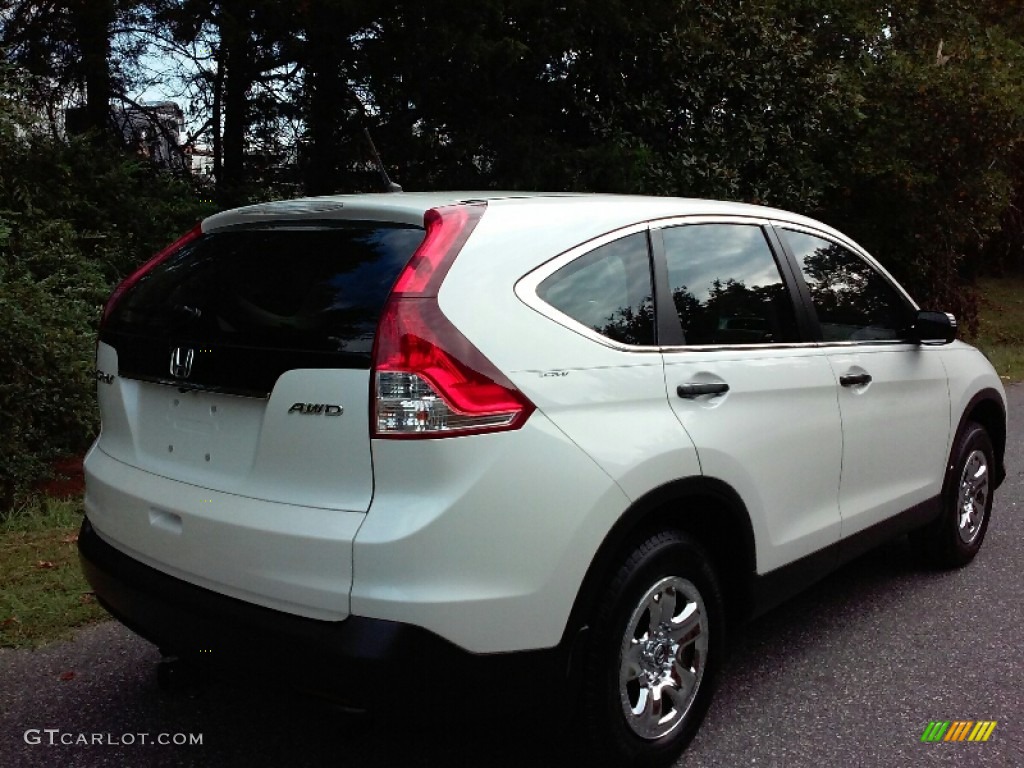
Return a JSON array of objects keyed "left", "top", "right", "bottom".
[
  {"left": 84, "top": 447, "right": 361, "bottom": 619},
  {"left": 826, "top": 346, "right": 950, "bottom": 536},
  {"left": 662, "top": 347, "right": 843, "bottom": 572},
  {"left": 132, "top": 383, "right": 263, "bottom": 478},
  {"left": 94, "top": 342, "right": 135, "bottom": 459},
  {"left": 941, "top": 344, "right": 1008, "bottom": 432},
  {"left": 95, "top": 363, "right": 374, "bottom": 512},
  {"left": 353, "top": 412, "right": 629, "bottom": 653},
  {"left": 512, "top": 361, "right": 702, "bottom": 502},
  {"left": 247, "top": 369, "right": 373, "bottom": 510}
]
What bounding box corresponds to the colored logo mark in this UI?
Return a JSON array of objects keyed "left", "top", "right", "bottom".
[{"left": 921, "top": 721, "right": 997, "bottom": 742}]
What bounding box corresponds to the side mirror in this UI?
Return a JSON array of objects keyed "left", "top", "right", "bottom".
[{"left": 909, "top": 310, "right": 957, "bottom": 345}]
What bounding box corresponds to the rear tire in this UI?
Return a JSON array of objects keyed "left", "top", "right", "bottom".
[
  {"left": 579, "top": 531, "right": 724, "bottom": 767},
  {"left": 915, "top": 421, "right": 994, "bottom": 568}
]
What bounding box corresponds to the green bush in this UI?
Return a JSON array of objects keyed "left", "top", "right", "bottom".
[
  {"left": 0, "top": 238, "right": 105, "bottom": 508},
  {"left": 0, "top": 67, "right": 214, "bottom": 509}
]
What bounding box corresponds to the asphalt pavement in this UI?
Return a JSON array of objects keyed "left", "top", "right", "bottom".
[{"left": 2, "top": 385, "right": 1022, "bottom": 768}]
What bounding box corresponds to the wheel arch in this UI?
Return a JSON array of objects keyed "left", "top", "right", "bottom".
[
  {"left": 957, "top": 388, "right": 1006, "bottom": 489},
  {"left": 562, "top": 476, "right": 758, "bottom": 652}
]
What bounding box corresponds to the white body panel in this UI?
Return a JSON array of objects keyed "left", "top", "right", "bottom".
[
  {"left": 826, "top": 346, "right": 950, "bottom": 536},
  {"left": 94, "top": 343, "right": 374, "bottom": 511},
  {"left": 85, "top": 446, "right": 362, "bottom": 619},
  {"left": 354, "top": 412, "right": 628, "bottom": 652},
  {"left": 661, "top": 348, "right": 843, "bottom": 572},
  {"left": 89, "top": 340, "right": 374, "bottom": 619},
  {"left": 938, "top": 342, "right": 1008, "bottom": 445}
]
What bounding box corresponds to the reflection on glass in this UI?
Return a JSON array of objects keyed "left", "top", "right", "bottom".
[
  {"left": 780, "top": 229, "right": 909, "bottom": 341},
  {"left": 112, "top": 225, "right": 425, "bottom": 354},
  {"left": 538, "top": 233, "right": 655, "bottom": 346},
  {"left": 662, "top": 224, "right": 797, "bottom": 345}
]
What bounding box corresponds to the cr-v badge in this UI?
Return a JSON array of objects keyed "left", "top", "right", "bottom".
[{"left": 169, "top": 347, "right": 195, "bottom": 379}]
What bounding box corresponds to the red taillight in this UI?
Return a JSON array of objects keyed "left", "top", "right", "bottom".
[
  {"left": 100, "top": 223, "right": 203, "bottom": 329},
  {"left": 372, "top": 203, "right": 535, "bottom": 438},
  {"left": 390, "top": 205, "right": 476, "bottom": 296}
]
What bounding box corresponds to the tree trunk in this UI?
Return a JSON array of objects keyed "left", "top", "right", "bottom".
[
  {"left": 304, "top": 1, "right": 346, "bottom": 196},
  {"left": 70, "top": 0, "right": 115, "bottom": 141},
  {"left": 219, "top": 0, "right": 250, "bottom": 205},
  {"left": 212, "top": 43, "right": 224, "bottom": 191}
]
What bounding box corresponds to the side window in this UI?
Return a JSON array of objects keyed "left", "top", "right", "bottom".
[
  {"left": 779, "top": 229, "right": 912, "bottom": 342},
  {"left": 537, "top": 232, "right": 655, "bottom": 346},
  {"left": 661, "top": 223, "right": 799, "bottom": 345}
]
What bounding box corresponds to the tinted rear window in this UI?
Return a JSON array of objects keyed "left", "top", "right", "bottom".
[
  {"left": 107, "top": 224, "right": 424, "bottom": 355},
  {"left": 101, "top": 223, "right": 424, "bottom": 395}
]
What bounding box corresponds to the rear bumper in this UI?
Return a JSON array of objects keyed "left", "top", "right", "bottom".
[
  {"left": 83, "top": 443, "right": 360, "bottom": 621},
  {"left": 78, "top": 517, "right": 560, "bottom": 707}
]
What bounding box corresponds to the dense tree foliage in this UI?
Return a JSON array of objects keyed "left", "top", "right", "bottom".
[
  {"left": 0, "top": 1, "right": 1022, "bottom": 499},
  {"left": 813, "top": 0, "right": 1024, "bottom": 324}
]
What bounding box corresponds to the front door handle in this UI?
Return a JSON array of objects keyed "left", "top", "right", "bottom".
[
  {"left": 676, "top": 382, "right": 730, "bottom": 398},
  {"left": 839, "top": 373, "right": 872, "bottom": 387}
]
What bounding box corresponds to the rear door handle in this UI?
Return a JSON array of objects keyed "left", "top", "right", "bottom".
[
  {"left": 839, "top": 373, "right": 872, "bottom": 387},
  {"left": 676, "top": 382, "right": 730, "bottom": 398}
]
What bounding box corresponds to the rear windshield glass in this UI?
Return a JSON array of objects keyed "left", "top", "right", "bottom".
[{"left": 106, "top": 223, "right": 424, "bottom": 355}]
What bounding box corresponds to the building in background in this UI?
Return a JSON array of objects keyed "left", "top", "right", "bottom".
[
  {"left": 112, "top": 101, "right": 186, "bottom": 172},
  {"left": 189, "top": 146, "right": 215, "bottom": 180}
]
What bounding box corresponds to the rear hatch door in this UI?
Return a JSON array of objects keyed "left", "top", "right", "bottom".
[
  {"left": 99, "top": 222, "right": 425, "bottom": 508},
  {"left": 90, "top": 219, "right": 424, "bottom": 618}
]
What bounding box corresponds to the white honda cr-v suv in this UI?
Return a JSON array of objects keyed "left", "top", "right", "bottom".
[{"left": 80, "top": 193, "right": 1006, "bottom": 766}]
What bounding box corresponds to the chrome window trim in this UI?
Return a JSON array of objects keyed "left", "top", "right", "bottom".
[
  {"left": 656, "top": 339, "right": 919, "bottom": 354},
  {"left": 813, "top": 340, "right": 919, "bottom": 349},
  {"left": 516, "top": 215, "right": 924, "bottom": 354},
  {"left": 515, "top": 222, "right": 663, "bottom": 353},
  {"left": 120, "top": 372, "right": 271, "bottom": 400},
  {"left": 658, "top": 341, "right": 820, "bottom": 353},
  {"left": 654, "top": 214, "right": 774, "bottom": 229}
]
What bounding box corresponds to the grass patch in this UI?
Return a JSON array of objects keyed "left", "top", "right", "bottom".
[
  {"left": 0, "top": 495, "right": 106, "bottom": 649},
  {"left": 971, "top": 277, "right": 1024, "bottom": 383}
]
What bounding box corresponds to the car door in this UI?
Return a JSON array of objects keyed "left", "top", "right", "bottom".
[
  {"left": 657, "top": 219, "right": 843, "bottom": 574},
  {"left": 773, "top": 226, "right": 951, "bottom": 538}
]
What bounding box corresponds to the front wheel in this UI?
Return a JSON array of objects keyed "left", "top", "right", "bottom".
[
  {"left": 915, "top": 421, "right": 995, "bottom": 568},
  {"left": 580, "top": 531, "right": 724, "bottom": 767}
]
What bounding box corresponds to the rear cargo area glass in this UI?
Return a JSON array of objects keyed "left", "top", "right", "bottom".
[{"left": 102, "top": 224, "right": 424, "bottom": 395}]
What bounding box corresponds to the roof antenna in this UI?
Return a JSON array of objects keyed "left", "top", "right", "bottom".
[
  {"left": 362, "top": 126, "right": 403, "bottom": 193},
  {"left": 343, "top": 85, "right": 403, "bottom": 193}
]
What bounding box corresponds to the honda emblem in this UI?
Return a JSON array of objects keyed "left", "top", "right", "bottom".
[{"left": 169, "top": 347, "right": 195, "bottom": 379}]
